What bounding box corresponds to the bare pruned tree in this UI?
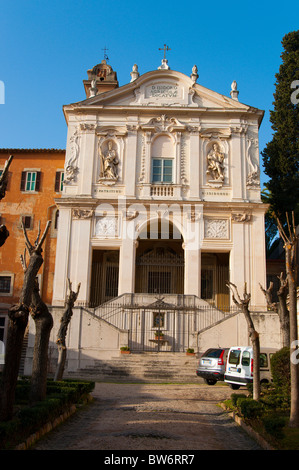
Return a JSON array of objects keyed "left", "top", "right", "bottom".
[
  {"left": 0, "top": 220, "right": 51, "bottom": 421},
  {"left": 259, "top": 272, "right": 290, "bottom": 347},
  {"left": 54, "top": 278, "right": 81, "bottom": 381},
  {"left": 226, "top": 281, "right": 261, "bottom": 401},
  {"left": 20, "top": 238, "right": 53, "bottom": 403}
]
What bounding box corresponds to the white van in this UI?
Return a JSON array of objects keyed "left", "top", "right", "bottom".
[{"left": 224, "top": 346, "right": 278, "bottom": 390}]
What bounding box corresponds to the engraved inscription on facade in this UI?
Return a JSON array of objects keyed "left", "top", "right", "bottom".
[{"left": 149, "top": 85, "right": 178, "bottom": 98}]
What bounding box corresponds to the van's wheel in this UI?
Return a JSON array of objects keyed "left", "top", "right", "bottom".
[
  {"left": 229, "top": 384, "right": 240, "bottom": 390},
  {"left": 204, "top": 379, "right": 217, "bottom": 385}
]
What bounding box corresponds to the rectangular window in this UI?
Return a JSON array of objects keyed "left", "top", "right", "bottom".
[
  {"left": 55, "top": 171, "right": 64, "bottom": 192},
  {"left": 0, "top": 276, "right": 11, "bottom": 294},
  {"left": 20, "top": 171, "right": 41, "bottom": 192},
  {"left": 152, "top": 159, "right": 173, "bottom": 183},
  {"left": 26, "top": 172, "right": 36, "bottom": 191},
  {"left": 228, "top": 349, "right": 241, "bottom": 365},
  {"left": 22, "top": 215, "right": 32, "bottom": 229}
]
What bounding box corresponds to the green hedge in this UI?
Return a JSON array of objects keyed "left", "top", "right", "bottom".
[
  {"left": 270, "top": 347, "right": 290, "bottom": 393},
  {"left": 236, "top": 397, "right": 264, "bottom": 419},
  {"left": 262, "top": 414, "right": 287, "bottom": 440},
  {"left": 0, "top": 379, "right": 95, "bottom": 449}
]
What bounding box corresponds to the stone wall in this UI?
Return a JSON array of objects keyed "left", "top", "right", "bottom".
[
  {"left": 196, "top": 311, "right": 282, "bottom": 353},
  {"left": 23, "top": 307, "right": 282, "bottom": 376}
]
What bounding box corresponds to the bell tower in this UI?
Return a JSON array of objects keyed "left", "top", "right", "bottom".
[{"left": 83, "top": 58, "right": 119, "bottom": 98}]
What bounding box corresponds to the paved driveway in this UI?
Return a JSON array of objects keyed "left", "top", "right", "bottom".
[{"left": 33, "top": 382, "right": 262, "bottom": 451}]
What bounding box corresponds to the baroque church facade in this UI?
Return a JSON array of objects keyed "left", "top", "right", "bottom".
[{"left": 52, "top": 55, "right": 267, "bottom": 315}]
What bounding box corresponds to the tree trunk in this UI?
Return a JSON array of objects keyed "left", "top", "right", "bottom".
[
  {"left": 249, "top": 329, "right": 261, "bottom": 401},
  {"left": 227, "top": 282, "right": 260, "bottom": 400},
  {"left": 277, "top": 274, "right": 290, "bottom": 348},
  {"left": 55, "top": 345, "right": 67, "bottom": 382},
  {"left": 0, "top": 221, "right": 50, "bottom": 421},
  {"left": 276, "top": 212, "right": 299, "bottom": 427},
  {"left": 0, "top": 251, "right": 43, "bottom": 420},
  {"left": 286, "top": 246, "right": 299, "bottom": 427},
  {"left": 54, "top": 306, "right": 72, "bottom": 381},
  {"left": 0, "top": 304, "right": 29, "bottom": 421},
  {"left": 259, "top": 274, "right": 290, "bottom": 348},
  {"left": 29, "top": 278, "right": 53, "bottom": 403},
  {"left": 54, "top": 280, "right": 80, "bottom": 381}
]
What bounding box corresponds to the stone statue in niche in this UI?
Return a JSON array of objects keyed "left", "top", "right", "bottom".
[
  {"left": 64, "top": 129, "right": 80, "bottom": 184},
  {"left": 99, "top": 140, "right": 119, "bottom": 183},
  {"left": 206, "top": 143, "right": 225, "bottom": 184}
]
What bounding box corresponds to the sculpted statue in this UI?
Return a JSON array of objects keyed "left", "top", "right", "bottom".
[
  {"left": 99, "top": 140, "right": 119, "bottom": 180},
  {"left": 206, "top": 143, "right": 225, "bottom": 182},
  {"left": 64, "top": 130, "right": 80, "bottom": 184}
]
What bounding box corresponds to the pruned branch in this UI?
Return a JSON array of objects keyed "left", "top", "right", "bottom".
[
  {"left": 259, "top": 281, "right": 278, "bottom": 312},
  {"left": 36, "top": 220, "right": 51, "bottom": 251},
  {"left": 226, "top": 280, "right": 260, "bottom": 400},
  {"left": 226, "top": 281, "right": 251, "bottom": 309},
  {"left": 21, "top": 220, "right": 51, "bottom": 255},
  {"left": 20, "top": 249, "right": 27, "bottom": 273}
]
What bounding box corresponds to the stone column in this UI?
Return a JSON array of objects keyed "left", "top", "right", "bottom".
[
  {"left": 184, "top": 245, "right": 201, "bottom": 297},
  {"left": 68, "top": 212, "right": 93, "bottom": 305},
  {"left": 52, "top": 207, "right": 72, "bottom": 306},
  {"left": 230, "top": 221, "right": 247, "bottom": 295},
  {"left": 79, "top": 124, "right": 96, "bottom": 196},
  {"left": 124, "top": 126, "right": 138, "bottom": 197},
  {"left": 230, "top": 127, "right": 244, "bottom": 201},
  {"left": 118, "top": 234, "right": 136, "bottom": 295},
  {"left": 250, "top": 211, "right": 267, "bottom": 310},
  {"left": 189, "top": 130, "right": 200, "bottom": 199}
]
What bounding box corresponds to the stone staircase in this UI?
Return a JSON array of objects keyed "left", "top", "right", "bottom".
[{"left": 66, "top": 352, "right": 202, "bottom": 384}]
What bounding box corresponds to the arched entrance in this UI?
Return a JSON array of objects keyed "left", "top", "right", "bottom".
[{"left": 135, "top": 219, "right": 184, "bottom": 295}]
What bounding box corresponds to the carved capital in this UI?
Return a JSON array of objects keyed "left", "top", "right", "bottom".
[
  {"left": 72, "top": 209, "right": 94, "bottom": 219},
  {"left": 232, "top": 212, "right": 251, "bottom": 223}
]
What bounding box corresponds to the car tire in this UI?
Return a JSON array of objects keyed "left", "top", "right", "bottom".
[
  {"left": 204, "top": 379, "right": 217, "bottom": 385},
  {"left": 229, "top": 383, "right": 240, "bottom": 390}
]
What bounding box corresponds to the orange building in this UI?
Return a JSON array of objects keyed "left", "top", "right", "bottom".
[{"left": 0, "top": 148, "right": 65, "bottom": 343}]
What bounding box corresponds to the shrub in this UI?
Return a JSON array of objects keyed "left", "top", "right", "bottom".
[
  {"left": 262, "top": 414, "right": 287, "bottom": 439},
  {"left": 0, "top": 379, "right": 95, "bottom": 449},
  {"left": 231, "top": 393, "right": 247, "bottom": 406},
  {"left": 261, "top": 391, "right": 290, "bottom": 411},
  {"left": 238, "top": 398, "right": 263, "bottom": 419},
  {"left": 271, "top": 347, "right": 290, "bottom": 393}
]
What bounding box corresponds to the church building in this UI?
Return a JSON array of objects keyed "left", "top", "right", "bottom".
[{"left": 52, "top": 53, "right": 267, "bottom": 315}]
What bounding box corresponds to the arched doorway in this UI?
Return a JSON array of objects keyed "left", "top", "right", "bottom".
[{"left": 135, "top": 219, "right": 184, "bottom": 295}]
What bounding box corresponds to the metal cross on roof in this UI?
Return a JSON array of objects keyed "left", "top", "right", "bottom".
[
  {"left": 159, "top": 44, "right": 171, "bottom": 60},
  {"left": 102, "top": 46, "right": 109, "bottom": 61}
]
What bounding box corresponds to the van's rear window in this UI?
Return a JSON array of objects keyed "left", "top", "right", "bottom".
[{"left": 228, "top": 349, "right": 241, "bottom": 365}]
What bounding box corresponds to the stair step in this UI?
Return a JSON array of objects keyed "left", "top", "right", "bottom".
[{"left": 65, "top": 352, "right": 200, "bottom": 383}]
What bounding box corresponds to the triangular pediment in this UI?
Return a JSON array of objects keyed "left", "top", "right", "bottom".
[{"left": 68, "top": 69, "right": 253, "bottom": 112}]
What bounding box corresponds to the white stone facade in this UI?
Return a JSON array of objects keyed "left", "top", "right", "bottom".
[{"left": 52, "top": 61, "right": 267, "bottom": 311}]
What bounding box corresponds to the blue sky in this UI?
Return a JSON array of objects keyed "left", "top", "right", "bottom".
[{"left": 0, "top": 0, "right": 298, "bottom": 187}]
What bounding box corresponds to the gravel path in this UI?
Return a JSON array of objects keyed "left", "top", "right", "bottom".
[{"left": 33, "top": 382, "right": 262, "bottom": 451}]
